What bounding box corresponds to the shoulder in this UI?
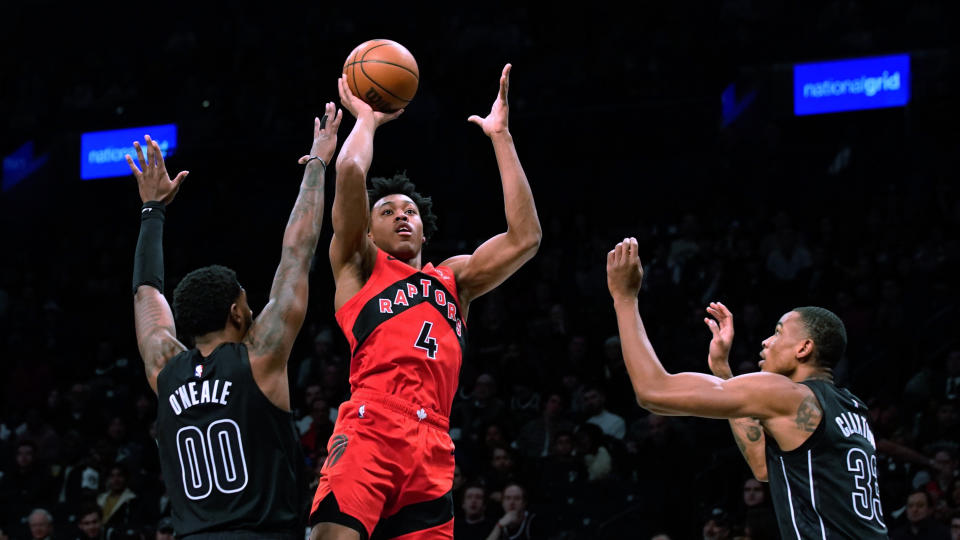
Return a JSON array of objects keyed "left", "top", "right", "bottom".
[
  {"left": 725, "top": 372, "right": 817, "bottom": 417},
  {"left": 440, "top": 254, "right": 470, "bottom": 275}
]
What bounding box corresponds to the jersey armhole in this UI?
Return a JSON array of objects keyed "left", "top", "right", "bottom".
[
  {"left": 239, "top": 343, "right": 296, "bottom": 416},
  {"left": 335, "top": 247, "right": 389, "bottom": 321},
  {"left": 775, "top": 381, "right": 829, "bottom": 456}
]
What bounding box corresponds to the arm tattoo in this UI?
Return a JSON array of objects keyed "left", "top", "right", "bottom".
[
  {"left": 249, "top": 167, "right": 326, "bottom": 358},
  {"left": 134, "top": 293, "right": 183, "bottom": 374},
  {"left": 795, "top": 395, "right": 822, "bottom": 432},
  {"left": 730, "top": 417, "right": 763, "bottom": 458}
]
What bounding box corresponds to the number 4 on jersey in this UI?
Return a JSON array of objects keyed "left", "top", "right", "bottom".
[{"left": 415, "top": 321, "right": 438, "bottom": 359}]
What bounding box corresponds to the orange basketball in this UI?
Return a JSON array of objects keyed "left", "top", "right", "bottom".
[{"left": 343, "top": 39, "right": 419, "bottom": 112}]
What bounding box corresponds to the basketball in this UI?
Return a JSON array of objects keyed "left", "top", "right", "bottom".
[{"left": 343, "top": 39, "right": 419, "bottom": 112}]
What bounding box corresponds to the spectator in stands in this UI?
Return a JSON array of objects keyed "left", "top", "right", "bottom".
[
  {"left": 28, "top": 508, "right": 55, "bottom": 540},
  {"left": 454, "top": 482, "right": 496, "bottom": 540},
  {"left": 485, "top": 483, "right": 545, "bottom": 540},
  {"left": 0, "top": 441, "right": 56, "bottom": 526},
  {"left": 582, "top": 386, "right": 625, "bottom": 440},
  {"left": 74, "top": 503, "right": 103, "bottom": 539},
  {"left": 514, "top": 392, "right": 575, "bottom": 459},
  {"left": 97, "top": 464, "right": 141, "bottom": 538},
  {"left": 891, "top": 490, "right": 950, "bottom": 540}
]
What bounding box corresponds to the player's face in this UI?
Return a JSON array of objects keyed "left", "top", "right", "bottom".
[
  {"left": 369, "top": 194, "right": 424, "bottom": 260},
  {"left": 758, "top": 311, "right": 807, "bottom": 376}
]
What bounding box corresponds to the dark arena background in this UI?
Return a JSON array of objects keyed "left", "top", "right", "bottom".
[{"left": 2, "top": 3, "right": 959, "bottom": 540}]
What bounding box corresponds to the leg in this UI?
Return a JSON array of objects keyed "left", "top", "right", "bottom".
[
  {"left": 310, "top": 523, "right": 362, "bottom": 540},
  {"left": 381, "top": 519, "right": 453, "bottom": 540}
]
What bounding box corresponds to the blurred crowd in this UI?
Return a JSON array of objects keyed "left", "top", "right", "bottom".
[{"left": 2, "top": 2, "right": 959, "bottom": 539}]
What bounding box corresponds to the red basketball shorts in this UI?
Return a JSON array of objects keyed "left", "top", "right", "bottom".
[{"left": 309, "top": 389, "right": 455, "bottom": 540}]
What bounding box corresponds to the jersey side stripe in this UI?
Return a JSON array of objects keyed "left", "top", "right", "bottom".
[
  {"left": 781, "top": 457, "right": 802, "bottom": 540},
  {"left": 808, "top": 450, "right": 827, "bottom": 539}
]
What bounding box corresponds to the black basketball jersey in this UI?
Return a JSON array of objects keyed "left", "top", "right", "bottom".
[
  {"left": 765, "top": 380, "right": 888, "bottom": 539},
  {"left": 155, "top": 343, "right": 303, "bottom": 538}
]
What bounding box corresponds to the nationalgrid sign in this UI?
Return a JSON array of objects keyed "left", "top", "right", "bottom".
[
  {"left": 794, "top": 54, "right": 910, "bottom": 116},
  {"left": 81, "top": 124, "right": 177, "bottom": 180}
]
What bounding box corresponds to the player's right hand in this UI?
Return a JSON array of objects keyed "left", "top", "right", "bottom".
[
  {"left": 705, "top": 301, "right": 735, "bottom": 379},
  {"left": 338, "top": 75, "right": 403, "bottom": 126},
  {"left": 126, "top": 135, "right": 188, "bottom": 205},
  {"left": 606, "top": 237, "right": 643, "bottom": 301}
]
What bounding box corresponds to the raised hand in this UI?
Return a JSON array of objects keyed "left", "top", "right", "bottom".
[
  {"left": 468, "top": 63, "right": 511, "bottom": 136},
  {"left": 298, "top": 101, "right": 344, "bottom": 166},
  {"left": 606, "top": 237, "right": 643, "bottom": 301},
  {"left": 126, "top": 135, "right": 188, "bottom": 205},
  {"left": 337, "top": 75, "right": 403, "bottom": 127},
  {"left": 704, "top": 301, "right": 735, "bottom": 379}
]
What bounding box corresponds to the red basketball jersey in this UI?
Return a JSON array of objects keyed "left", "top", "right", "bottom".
[{"left": 335, "top": 248, "right": 466, "bottom": 417}]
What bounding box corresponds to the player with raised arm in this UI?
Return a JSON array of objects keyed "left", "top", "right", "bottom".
[
  {"left": 309, "top": 64, "right": 541, "bottom": 540},
  {"left": 606, "top": 238, "right": 888, "bottom": 539},
  {"left": 128, "top": 103, "right": 342, "bottom": 539}
]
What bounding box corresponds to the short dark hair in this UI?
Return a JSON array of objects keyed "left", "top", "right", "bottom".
[
  {"left": 908, "top": 489, "right": 933, "bottom": 507},
  {"left": 173, "top": 265, "right": 241, "bottom": 342},
  {"left": 793, "top": 306, "right": 847, "bottom": 369},
  {"left": 368, "top": 173, "right": 438, "bottom": 240},
  {"left": 110, "top": 462, "right": 130, "bottom": 479},
  {"left": 77, "top": 502, "right": 102, "bottom": 519}
]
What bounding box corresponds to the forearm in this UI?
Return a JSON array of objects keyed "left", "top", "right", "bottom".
[
  {"left": 729, "top": 417, "right": 768, "bottom": 481},
  {"left": 877, "top": 439, "right": 935, "bottom": 467},
  {"left": 282, "top": 160, "right": 325, "bottom": 258},
  {"left": 613, "top": 297, "right": 671, "bottom": 403},
  {"left": 486, "top": 524, "right": 506, "bottom": 540},
  {"left": 490, "top": 132, "right": 541, "bottom": 247},
  {"left": 331, "top": 114, "right": 375, "bottom": 236},
  {"left": 132, "top": 203, "right": 183, "bottom": 386},
  {"left": 335, "top": 113, "right": 376, "bottom": 177}
]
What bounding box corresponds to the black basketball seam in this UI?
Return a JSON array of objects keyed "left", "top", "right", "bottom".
[
  {"left": 358, "top": 63, "right": 416, "bottom": 104},
  {"left": 343, "top": 59, "right": 420, "bottom": 81}
]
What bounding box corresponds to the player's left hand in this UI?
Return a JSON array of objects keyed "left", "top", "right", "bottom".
[
  {"left": 607, "top": 237, "right": 643, "bottom": 301},
  {"left": 705, "top": 302, "right": 735, "bottom": 379},
  {"left": 468, "top": 63, "right": 511, "bottom": 137},
  {"left": 298, "top": 101, "right": 344, "bottom": 166},
  {"left": 126, "top": 135, "right": 188, "bottom": 205}
]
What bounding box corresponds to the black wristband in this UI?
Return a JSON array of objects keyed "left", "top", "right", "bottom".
[{"left": 132, "top": 201, "right": 166, "bottom": 295}]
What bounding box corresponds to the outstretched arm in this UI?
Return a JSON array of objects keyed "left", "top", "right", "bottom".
[
  {"left": 606, "top": 238, "right": 803, "bottom": 421},
  {"left": 705, "top": 302, "right": 768, "bottom": 482},
  {"left": 244, "top": 105, "right": 343, "bottom": 406},
  {"left": 127, "top": 136, "right": 189, "bottom": 394},
  {"left": 442, "top": 64, "right": 541, "bottom": 309},
  {"left": 329, "top": 76, "right": 403, "bottom": 302}
]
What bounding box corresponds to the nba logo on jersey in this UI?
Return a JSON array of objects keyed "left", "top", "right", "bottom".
[{"left": 194, "top": 364, "right": 203, "bottom": 378}]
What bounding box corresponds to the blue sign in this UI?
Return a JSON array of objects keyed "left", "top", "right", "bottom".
[
  {"left": 794, "top": 54, "right": 910, "bottom": 116},
  {"left": 3, "top": 141, "right": 48, "bottom": 192},
  {"left": 81, "top": 124, "right": 177, "bottom": 180}
]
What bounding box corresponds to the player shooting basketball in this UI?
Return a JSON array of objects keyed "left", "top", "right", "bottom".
[{"left": 309, "top": 64, "right": 541, "bottom": 540}]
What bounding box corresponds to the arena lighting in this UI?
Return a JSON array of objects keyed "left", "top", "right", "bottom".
[
  {"left": 794, "top": 54, "right": 910, "bottom": 116},
  {"left": 80, "top": 123, "right": 177, "bottom": 180}
]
